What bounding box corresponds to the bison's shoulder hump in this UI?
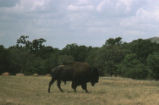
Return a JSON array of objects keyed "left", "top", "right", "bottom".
[{"left": 51, "top": 65, "right": 64, "bottom": 72}]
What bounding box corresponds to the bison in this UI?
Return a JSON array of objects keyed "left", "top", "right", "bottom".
[{"left": 48, "top": 62, "right": 99, "bottom": 93}]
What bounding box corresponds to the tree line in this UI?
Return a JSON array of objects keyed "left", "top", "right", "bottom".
[{"left": 0, "top": 35, "right": 159, "bottom": 80}]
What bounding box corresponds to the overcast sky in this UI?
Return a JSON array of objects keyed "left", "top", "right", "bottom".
[{"left": 0, "top": 0, "right": 159, "bottom": 48}]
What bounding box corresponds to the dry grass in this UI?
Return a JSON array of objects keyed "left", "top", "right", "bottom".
[
  {"left": 1, "top": 72, "right": 10, "bottom": 76},
  {"left": 16, "top": 73, "right": 24, "bottom": 76},
  {"left": 0, "top": 76, "right": 159, "bottom": 105}
]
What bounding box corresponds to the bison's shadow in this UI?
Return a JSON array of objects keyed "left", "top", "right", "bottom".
[{"left": 48, "top": 89, "right": 107, "bottom": 94}]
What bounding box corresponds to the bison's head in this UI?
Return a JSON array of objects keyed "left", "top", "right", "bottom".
[{"left": 90, "top": 68, "right": 99, "bottom": 86}]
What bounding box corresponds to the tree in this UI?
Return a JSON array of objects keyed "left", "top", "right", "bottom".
[
  {"left": 0, "top": 45, "right": 10, "bottom": 74},
  {"left": 118, "top": 54, "right": 149, "bottom": 79},
  {"left": 35, "top": 46, "right": 59, "bottom": 59},
  {"left": 96, "top": 37, "right": 128, "bottom": 76},
  {"left": 147, "top": 52, "right": 159, "bottom": 80},
  {"left": 16, "top": 35, "right": 31, "bottom": 48},
  {"left": 58, "top": 55, "right": 74, "bottom": 65},
  {"left": 16, "top": 35, "right": 47, "bottom": 55},
  {"left": 62, "top": 43, "right": 91, "bottom": 62},
  {"left": 129, "top": 39, "right": 158, "bottom": 63},
  {"left": 8, "top": 47, "right": 33, "bottom": 74},
  {"left": 105, "top": 37, "right": 122, "bottom": 46},
  {"left": 31, "top": 38, "right": 46, "bottom": 54},
  {"left": 44, "top": 53, "right": 60, "bottom": 73}
]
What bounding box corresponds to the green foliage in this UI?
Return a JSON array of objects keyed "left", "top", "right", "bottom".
[
  {"left": 29, "top": 57, "right": 46, "bottom": 75},
  {"left": 8, "top": 47, "right": 34, "bottom": 74},
  {"left": 105, "top": 37, "right": 122, "bottom": 46},
  {"left": 31, "top": 38, "right": 46, "bottom": 54},
  {"left": 129, "top": 39, "right": 158, "bottom": 63},
  {"left": 147, "top": 52, "right": 159, "bottom": 80},
  {"left": 118, "top": 54, "right": 149, "bottom": 79},
  {"left": 1, "top": 35, "right": 159, "bottom": 80},
  {"left": 62, "top": 43, "right": 91, "bottom": 61},
  {"left": 58, "top": 55, "right": 74, "bottom": 65},
  {"left": 0, "top": 45, "right": 10, "bottom": 74},
  {"left": 95, "top": 37, "right": 128, "bottom": 76},
  {"left": 16, "top": 35, "right": 31, "bottom": 48},
  {"left": 86, "top": 47, "right": 106, "bottom": 75},
  {"left": 86, "top": 47, "right": 99, "bottom": 67}
]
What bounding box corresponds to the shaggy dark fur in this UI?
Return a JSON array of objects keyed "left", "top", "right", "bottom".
[{"left": 48, "top": 62, "right": 99, "bottom": 93}]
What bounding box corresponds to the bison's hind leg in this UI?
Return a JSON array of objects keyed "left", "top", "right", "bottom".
[
  {"left": 71, "top": 82, "right": 77, "bottom": 92},
  {"left": 64, "top": 81, "right": 66, "bottom": 85},
  {"left": 57, "top": 80, "right": 64, "bottom": 92},
  {"left": 81, "top": 83, "right": 88, "bottom": 93},
  {"left": 48, "top": 78, "right": 55, "bottom": 93}
]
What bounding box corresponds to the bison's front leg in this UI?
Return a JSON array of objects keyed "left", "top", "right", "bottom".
[
  {"left": 81, "top": 83, "right": 88, "bottom": 93},
  {"left": 57, "top": 80, "right": 63, "bottom": 92},
  {"left": 48, "top": 78, "right": 55, "bottom": 93},
  {"left": 71, "top": 82, "right": 77, "bottom": 92}
]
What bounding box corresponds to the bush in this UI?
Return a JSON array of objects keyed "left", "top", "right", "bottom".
[
  {"left": 117, "top": 54, "right": 149, "bottom": 79},
  {"left": 147, "top": 52, "right": 159, "bottom": 80}
]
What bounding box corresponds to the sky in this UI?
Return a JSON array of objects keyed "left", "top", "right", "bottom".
[{"left": 0, "top": 0, "right": 159, "bottom": 49}]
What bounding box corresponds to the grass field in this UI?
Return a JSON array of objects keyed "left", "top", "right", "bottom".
[{"left": 0, "top": 76, "right": 159, "bottom": 105}]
